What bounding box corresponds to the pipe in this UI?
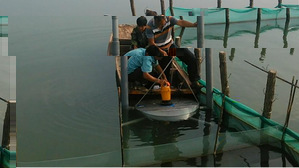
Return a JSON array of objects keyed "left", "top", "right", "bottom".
[{"left": 197, "top": 14, "right": 204, "bottom": 48}]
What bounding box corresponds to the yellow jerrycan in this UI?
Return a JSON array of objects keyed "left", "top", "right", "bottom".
[{"left": 160, "top": 82, "right": 172, "bottom": 105}]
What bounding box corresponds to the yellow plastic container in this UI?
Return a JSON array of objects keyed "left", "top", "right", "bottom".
[{"left": 161, "top": 84, "right": 171, "bottom": 101}]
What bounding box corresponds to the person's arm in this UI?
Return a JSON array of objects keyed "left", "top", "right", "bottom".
[
  {"left": 143, "top": 72, "right": 166, "bottom": 85},
  {"left": 154, "top": 65, "right": 168, "bottom": 81},
  {"left": 148, "top": 38, "right": 168, "bottom": 56},
  {"left": 176, "top": 20, "right": 197, "bottom": 27}
]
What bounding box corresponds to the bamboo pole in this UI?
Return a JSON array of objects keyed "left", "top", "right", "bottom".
[
  {"left": 169, "top": 0, "right": 174, "bottom": 16},
  {"left": 223, "top": 23, "right": 229, "bottom": 48},
  {"left": 225, "top": 8, "right": 230, "bottom": 26},
  {"left": 129, "top": 0, "right": 136, "bottom": 16},
  {"left": 249, "top": 0, "right": 254, "bottom": 8},
  {"left": 219, "top": 51, "right": 230, "bottom": 97},
  {"left": 278, "top": 0, "right": 282, "bottom": 8},
  {"left": 160, "top": 0, "right": 166, "bottom": 15},
  {"left": 217, "top": 0, "right": 222, "bottom": 8},
  {"left": 282, "top": 77, "right": 298, "bottom": 140},
  {"left": 262, "top": 70, "right": 277, "bottom": 119},
  {"left": 170, "top": 0, "right": 175, "bottom": 40},
  {"left": 283, "top": 9, "right": 290, "bottom": 48},
  {"left": 194, "top": 48, "right": 202, "bottom": 77}
]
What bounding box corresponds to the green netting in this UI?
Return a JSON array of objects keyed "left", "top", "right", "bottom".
[
  {"left": 166, "top": 7, "right": 299, "bottom": 24},
  {"left": 0, "top": 16, "right": 8, "bottom": 25},
  {"left": 0, "top": 148, "right": 16, "bottom": 168},
  {"left": 174, "top": 58, "right": 299, "bottom": 165}
]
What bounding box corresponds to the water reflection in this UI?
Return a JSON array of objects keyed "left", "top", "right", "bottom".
[{"left": 122, "top": 108, "right": 201, "bottom": 166}]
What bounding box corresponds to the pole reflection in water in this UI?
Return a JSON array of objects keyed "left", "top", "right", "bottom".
[
  {"left": 290, "top": 48, "right": 295, "bottom": 55},
  {"left": 122, "top": 107, "right": 201, "bottom": 166},
  {"left": 259, "top": 48, "right": 267, "bottom": 62},
  {"left": 229, "top": 48, "right": 235, "bottom": 61},
  {"left": 223, "top": 24, "right": 229, "bottom": 48},
  {"left": 283, "top": 14, "right": 290, "bottom": 48}
]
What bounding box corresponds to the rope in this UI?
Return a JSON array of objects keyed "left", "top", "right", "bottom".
[
  {"left": 172, "top": 62, "right": 199, "bottom": 103},
  {"left": 0, "top": 97, "right": 9, "bottom": 103},
  {"left": 135, "top": 56, "right": 175, "bottom": 107}
]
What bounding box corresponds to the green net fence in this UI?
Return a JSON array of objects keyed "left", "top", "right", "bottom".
[
  {"left": 166, "top": 6, "right": 299, "bottom": 24},
  {"left": 0, "top": 148, "right": 16, "bottom": 168},
  {"left": 174, "top": 58, "right": 299, "bottom": 165}
]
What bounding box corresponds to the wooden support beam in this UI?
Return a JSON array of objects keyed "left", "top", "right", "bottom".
[
  {"left": 225, "top": 8, "right": 230, "bottom": 26},
  {"left": 169, "top": 0, "right": 174, "bottom": 16},
  {"left": 194, "top": 48, "right": 202, "bottom": 78},
  {"left": 263, "top": 70, "right": 277, "bottom": 119},
  {"left": 217, "top": 0, "right": 222, "bottom": 8},
  {"left": 219, "top": 51, "right": 230, "bottom": 97},
  {"left": 255, "top": 8, "right": 261, "bottom": 48},
  {"left": 160, "top": 0, "right": 166, "bottom": 15},
  {"left": 129, "top": 0, "right": 136, "bottom": 16},
  {"left": 249, "top": 0, "right": 254, "bottom": 8}
]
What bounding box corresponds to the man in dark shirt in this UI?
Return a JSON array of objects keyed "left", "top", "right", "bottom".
[
  {"left": 131, "top": 16, "right": 149, "bottom": 49},
  {"left": 146, "top": 16, "right": 201, "bottom": 90}
]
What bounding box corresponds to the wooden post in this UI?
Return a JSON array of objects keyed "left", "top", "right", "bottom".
[
  {"left": 219, "top": 51, "right": 230, "bottom": 97},
  {"left": 169, "top": 0, "right": 174, "bottom": 16},
  {"left": 278, "top": 0, "right": 282, "bottom": 8},
  {"left": 194, "top": 48, "right": 202, "bottom": 77},
  {"left": 249, "top": 0, "right": 254, "bottom": 8},
  {"left": 160, "top": 0, "right": 166, "bottom": 15},
  {"left": 255, "top": 8, "right": 261, "bottom": 48},
  {"left": 170, "top": 0, "right": 175, "bottom": 40},
  {"left": 217, "top": 0, "right": 221, "bottom": 8},
  {"left": 225, "top": 8, "right": 230, "bottom": 26},
  {"left": 175, "top": 36, "right": 181, "bottom": 48},
  {"left": 262, "top": 70, "right": 277, "bottom": 119},
  {"left": 283, "top": 8, "right": 290, "bottom": 48},
  {"left": 223, "top": 23, "right": 229, "bottom": 48},
  {"left": 129, "top": 0, "right": 136, "bottom": 16},
  {"left": 286, "top": 8, "right": 290, "bottom": 20}
]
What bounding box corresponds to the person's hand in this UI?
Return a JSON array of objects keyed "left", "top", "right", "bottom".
[{"left": 161, "top": 50, "right": 168, "bottom": 56}]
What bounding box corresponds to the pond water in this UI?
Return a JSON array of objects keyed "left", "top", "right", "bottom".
[{"left": 0, "top": 0, "right": 299, "bottom": 166}]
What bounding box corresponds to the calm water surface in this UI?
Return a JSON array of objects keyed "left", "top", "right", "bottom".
[{"left": 1, "top": 0, "right": 299, "bottom": 166}]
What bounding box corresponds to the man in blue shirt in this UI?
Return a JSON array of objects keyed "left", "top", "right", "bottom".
[{"left": 125, "top": 45, "right": 169, "bottom": 87}]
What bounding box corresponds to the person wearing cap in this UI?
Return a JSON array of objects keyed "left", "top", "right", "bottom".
[
  {"left": 145, "top": 15, "right": 201, "bottom": 91},
  {"left": 131, "top": 16, "right": 149, "bottom": 49},
  {"left": 125, "top": 45, "right": 169, "bottom": 87}
]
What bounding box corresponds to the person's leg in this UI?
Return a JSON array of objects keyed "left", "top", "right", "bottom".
[
  {"left": 128, "top": 67, "right": 145, "bottom": 83},
  {"left": 176, "top": 48, "right": 200, "bottom": 82}
]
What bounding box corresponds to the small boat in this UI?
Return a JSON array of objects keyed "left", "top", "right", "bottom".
[
  {"left": 107, "top": 24, "right": 200, "bottom": 121},
  {"left": 0, "top": 100, "right": 16, "bottom": 168},
  {"left": 107, "top": 23, "right": 299, "bottom": 165}
]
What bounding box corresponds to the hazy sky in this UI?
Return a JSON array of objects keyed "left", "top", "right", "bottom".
[{"left": 0, "top": 0, "right": 298, "bottom": 16}]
